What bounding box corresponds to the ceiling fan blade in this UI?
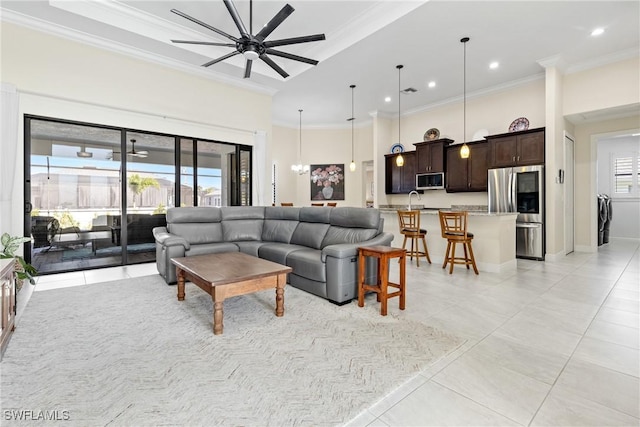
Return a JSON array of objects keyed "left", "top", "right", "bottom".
[
  {"left": 265, "top": 49, "right": 319, "bottom": 65},
  {"left": 202, "top": 51, "right": 240, "bottom": 67},
  {"left": 260, "top": 54, "right": 289, "bottom": 79},
  {"left": 135, "top": 150, "right": 149, "bottom": 155},
  {"left": 171, "top": 9, "right": 238, "bottom": 42},
  {"left": 256, "top": 4, "right": 294, "bottom": 41},
  {"left": 244, "top": 59, "right": 253, "bottom": 79},
  {"left": 263, "top": 34, "right": 325, "bottom": 48},
  {"left": 172, "top": 40, "right": 236, "bottom": 47},
  {"left": 222, "top": 0, "right": 250, "bottom": 38}
]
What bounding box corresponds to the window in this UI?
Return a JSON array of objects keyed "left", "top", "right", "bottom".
[{"left": 612, "top": 152, "right": 639, "bottom": 197}]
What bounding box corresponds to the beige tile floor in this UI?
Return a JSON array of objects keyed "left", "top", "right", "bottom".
[
  {"left": 29, "top": 239, "right": 639, "bottom": 426},
  {"left": 346, "top": 237, "right": 639, "bottom": 427}
]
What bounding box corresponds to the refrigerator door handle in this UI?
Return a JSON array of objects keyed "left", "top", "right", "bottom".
[
  {"left": 509, "top": 169, "right": 517, "bottom": 212},
  {"left": 516, "top": 223, "right": 541, "bottom": 228}
]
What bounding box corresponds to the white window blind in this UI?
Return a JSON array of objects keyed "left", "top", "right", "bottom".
[{"left": 612, "top": 152, "right": 639, "bottom": 197}]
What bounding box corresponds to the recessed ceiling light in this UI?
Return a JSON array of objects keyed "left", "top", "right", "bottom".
[
  {"left": 591, "top": 28, "right": 605, "bottom": 36},
  {"left": 428, "top": 81, "right": 436, "bottom": 88},
  {"left": 489, "top": 61, "right": 499, "bottom": 70},
  {"left": 384, "top": 96, "right": 391, "bottom": 103}
]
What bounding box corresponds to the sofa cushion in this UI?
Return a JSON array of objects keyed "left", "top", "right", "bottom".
[
  {"left": 258, "top": 242, "right": 307, "bottom": 265},
  {"left": 262, "top": 207, "right": 300, "bottom": 243},
  {"left": 221, "top": 207, "right": 265, "bottom": 241},
  {"left": 234, "top": 241, "right": 265, "bottom": 257},
  {"left": 330, "top": 207, "right": 380, "bottom": 229},
  {"left": 168, "top": 206, "right": 222, "bottom": 223},
  {"left": 167, "top": 207, "right": 224, "bottom": 244},
  {"left": 186, "top": 242, "right": 238, "bottom": 257},
  {"left": 321, "top": 226, "right": 378, "bottom": 248},
  {"left": 290, "top": 207, "right": 331, "bottom": 249},
  {"left": 286, "top": 249, "right": 326, "bottom": 282}
]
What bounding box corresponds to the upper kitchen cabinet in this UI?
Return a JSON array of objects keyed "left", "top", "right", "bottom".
[
  {"left": 414, "top": 138, "right": 452, "bottom": 173},
  {"left": 487, "top": 128, "right": 545, "bottom": 168},
  {"left": 445, "top": 141, "right": 489, "bottom": 192},
  {"left": 385, "top": 151, "right": 417, "bottom": 194}
]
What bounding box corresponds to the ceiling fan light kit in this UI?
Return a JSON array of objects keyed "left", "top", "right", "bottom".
[{"left": 171, "top": 0, "right": 325, "bottom": 79}]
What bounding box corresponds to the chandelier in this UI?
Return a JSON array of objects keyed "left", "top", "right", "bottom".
[{"left": 291, "top": 109, "right": 309, "bottom": 174}]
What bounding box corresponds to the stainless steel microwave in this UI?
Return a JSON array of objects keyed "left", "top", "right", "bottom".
[{"left": 416, "top": 172, "right": 445, "bottom": 190}]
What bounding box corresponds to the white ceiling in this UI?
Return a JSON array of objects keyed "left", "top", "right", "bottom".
[{"left": 2, "top": 0, "right": 639, "bottom": 128}]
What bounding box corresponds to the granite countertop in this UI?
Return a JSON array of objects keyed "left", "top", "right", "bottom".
[{"left": 378, "top": 205, "right": 517, "bottom": 216}]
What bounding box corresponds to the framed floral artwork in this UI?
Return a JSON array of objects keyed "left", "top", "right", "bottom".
[{"left": 310, "top": 164, "right": 345, "bottom": 200}]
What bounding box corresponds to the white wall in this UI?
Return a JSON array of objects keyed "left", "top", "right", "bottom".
[
  {"left": 272, "top": 123, "right": 373, "bottom": 207},
  {"left": 1, "top": 22, "right": 273, "bottom": 238},
  {"left": 597, "top": 136, "right": 640, "bottom": 239}
]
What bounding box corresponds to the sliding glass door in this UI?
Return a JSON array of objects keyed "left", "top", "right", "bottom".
[
  {"left": 25, "top": 116, "right": 252, "bottom": 275},
  {"left": 27, "top": 118, "right": 123, "bottom": 273}
]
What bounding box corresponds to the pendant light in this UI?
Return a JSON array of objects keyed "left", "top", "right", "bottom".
[
  {"left": 460, "top": 37, "right": 470, "bottom": 159},
  {"left": 291, "top": 109, "right": 309, "bottom": 174},
  {"left": 395, "top": 64, "right": 404, "bottom": 167},
  {"left": 348, "top": 84, "right": 356, "bottom": 172}
]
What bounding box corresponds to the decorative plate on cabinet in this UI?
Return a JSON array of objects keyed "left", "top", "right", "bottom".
[
  {"left": 424, "top": 128, "right": 440, "bottom": 141},
  {"left": 508, "top": 117, "right": 529, "bottom": 132},
  {"left": 390, "top": 143, "right": 405, "bottom": 154}
]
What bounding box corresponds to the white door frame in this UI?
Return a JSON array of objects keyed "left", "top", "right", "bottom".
[{"left": 564, "top": 132, "right": 575, "bottom": 254}]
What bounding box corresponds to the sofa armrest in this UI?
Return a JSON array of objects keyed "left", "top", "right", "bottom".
[
  {"left": 152, "top": 227, "right": 191, "bottom": 250},
  {"left": 321, "top": 232, "right": 394, "bottom": 262}
]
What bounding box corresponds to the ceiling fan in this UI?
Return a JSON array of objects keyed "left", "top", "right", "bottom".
[
  {"left": 110, "top": 139, "right": 148, "bottom": 159},
  {"left": 170, "top": 0, "right": 326, "bottom": 79}
]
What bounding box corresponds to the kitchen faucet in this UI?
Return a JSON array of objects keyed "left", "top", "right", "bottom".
[{"left": 408, "top": 190, "right": 421, "bottom": 211}]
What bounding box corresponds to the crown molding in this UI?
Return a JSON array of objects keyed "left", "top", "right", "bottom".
[{"left": 1, "top": 7, "right": 278, "bottom": 96}]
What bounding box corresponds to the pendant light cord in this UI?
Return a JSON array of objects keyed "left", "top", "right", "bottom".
[
  {"left": 463, "top": 39, "right": 467, "bottom": 142},
  {"left": 350, "top": 85, "right": 355, "bottom": 160},
  {"left": 298, "top": 109, "right": 303, "bottom": 162},
  {"left": 397, "top": 65, "right": 403, "bottom": 143}
]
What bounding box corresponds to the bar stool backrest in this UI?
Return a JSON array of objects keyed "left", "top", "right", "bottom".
[
  {"left": 438, "top": 210, "right": 469, "bottom": 239},
  {"left": 397, "top": 210, "right": 421, "bottom": 233}
]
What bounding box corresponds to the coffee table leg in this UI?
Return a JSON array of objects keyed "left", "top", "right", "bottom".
[
  {"left": 213, "top": 300, "right": 224, "bottom": 335},
  {"left": 177, "top": 268, "right": 185, "bottom": 301},
  {"left": 275, "top": 273, "right": 286, "bottom": 317}
]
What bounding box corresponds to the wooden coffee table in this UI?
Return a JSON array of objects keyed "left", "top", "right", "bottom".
[{"left": 171, "top": 252, "right": 292, "bottom": 335}]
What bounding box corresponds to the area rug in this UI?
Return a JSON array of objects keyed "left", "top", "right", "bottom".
[{"left": 1, "top": 275, "right": 464, "bottom": 426}]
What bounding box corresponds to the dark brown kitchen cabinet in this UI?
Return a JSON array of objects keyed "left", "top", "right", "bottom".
[
  {"left": 385, "top": 151, "right": 417, "bottom": 194},
  {"left": 487, "top": 128, "right": 544, "bottom": 168},
  {"left": 414, "top": 138, "right": 452, "bottom": 173},
  {"left": 445, "top": 141, "right": 489, "bottom": 192}
]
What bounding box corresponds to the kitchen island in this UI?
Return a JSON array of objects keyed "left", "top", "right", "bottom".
[{"left": 380, "top": 208, "right": 518, "bottom": 273}]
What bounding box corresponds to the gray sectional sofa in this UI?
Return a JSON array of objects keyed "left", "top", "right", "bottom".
[{"left": 152, "top": 206, "right": 393, "bottom": 304}]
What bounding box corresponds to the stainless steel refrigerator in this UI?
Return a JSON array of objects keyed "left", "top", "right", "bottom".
[{"left": 488, "top": 165, "right": 545, "bottom": 260}]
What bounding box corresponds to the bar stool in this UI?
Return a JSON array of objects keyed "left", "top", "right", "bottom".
[
  {"left": 397, "top": 210, "right": 431, "bottom": 266},
  {"left": 280, "top": 202, "right": 294, "bottom": 206},
  {"left": 438, "top": 210, "right": 479, "bottom": 274},
  {"left": 327, "top": 202, "right": 337, "bottom": 207},
  {"left": 311, "top": 203, "right": 324, "bottom": 206},
  {"left": 358, "top": 246, "right": 406, "bottom": 316}
]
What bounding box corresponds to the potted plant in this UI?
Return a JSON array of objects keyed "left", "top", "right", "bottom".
[{"left": 0, "top": 233, "right": 37, "bottom": 289}]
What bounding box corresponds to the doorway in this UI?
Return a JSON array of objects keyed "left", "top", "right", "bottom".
[{"left": 564, "top": 132, "right": 575, "bottom": 254}]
